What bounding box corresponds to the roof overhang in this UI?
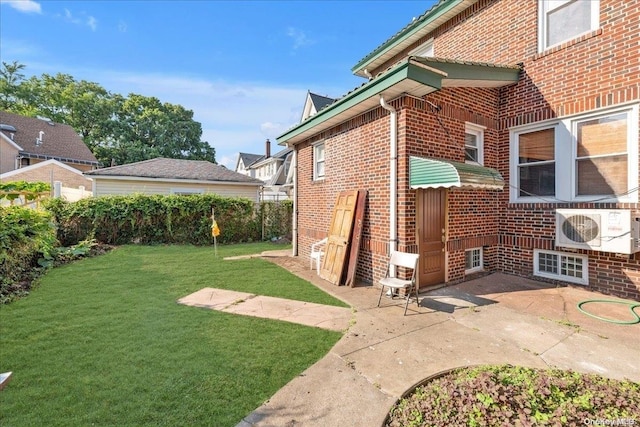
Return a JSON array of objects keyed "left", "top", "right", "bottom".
[
  {"left": 409, "top": 156, "right": 504, "bottom": 190},
  {"left": 352, "top": 0, "right": 478, "bottom": 77},
  {"left": 278, "top": 58, "right": 520, "bottom": 146},
  {"left": 84, "top": 175, "right": 264, "bottom": 187},
  {"left": 278, "top": 60, "right": 445, "bottom": 145}
]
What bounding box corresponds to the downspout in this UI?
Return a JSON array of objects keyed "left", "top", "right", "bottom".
[
  {"left": 379, "top": 95, "right": 397, "bottom": 276},
  {"left": 291, "top": 148, "right": 298, "bottom": 256}
]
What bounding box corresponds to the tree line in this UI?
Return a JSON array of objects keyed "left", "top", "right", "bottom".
[{"left": 0, "top": 61, "right": 216, "bottom": 167}]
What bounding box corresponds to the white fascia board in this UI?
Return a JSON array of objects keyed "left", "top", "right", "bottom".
[
  {"left": 0, "top": 158, "right": 84, "bottom": 179},
  {"left": 0, "top": 132, "right": 24, "bottom": 150},
  {"left": 87, "top": 175, "right": 264, "bottom": 187}
]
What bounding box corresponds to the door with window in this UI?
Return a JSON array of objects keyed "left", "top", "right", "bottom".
[{"left": 417, "top": 188, "right": 446, "bottom": 288}]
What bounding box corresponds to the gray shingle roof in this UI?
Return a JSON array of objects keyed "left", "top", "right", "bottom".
[
  {"left": 309, "top": 92, "right": 335, "bottom": 112},
  {"left": 85, "top": 157, "right": 264, "bottom": 184},
  {"left": 238, "top": 152, "right": 263, "bottom": 167},
  {"left": 0, "top": 110, "right": 99, "bottom": 165}
]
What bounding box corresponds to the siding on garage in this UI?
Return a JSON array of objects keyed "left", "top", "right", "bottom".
[{"left": 92, "top": 178, "right": 261, "bottom": 201}]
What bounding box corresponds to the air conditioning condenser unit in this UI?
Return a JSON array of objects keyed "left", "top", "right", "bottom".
[{"left": 555, "top": 209, "right": 640, "bottom": 254}]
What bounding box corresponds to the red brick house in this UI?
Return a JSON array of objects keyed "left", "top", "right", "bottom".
[{"left": 277, "top": 0, "right": 639, "bottom": 300}]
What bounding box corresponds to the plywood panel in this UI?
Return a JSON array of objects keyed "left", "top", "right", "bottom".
[{"left": 320, "top": 190, "right": 359, "bottom": 285}]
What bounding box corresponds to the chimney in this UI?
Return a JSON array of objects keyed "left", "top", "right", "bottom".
[{"left": 265, "top": 138, "right": 271, "bottom": 158}]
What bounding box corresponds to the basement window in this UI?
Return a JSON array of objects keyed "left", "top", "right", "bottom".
[
  {"left": 534, "top": 249, "right": 588, "bottom": 285},
  {"left": 465, "top": 248, "right": 483, "bottom": 274}
]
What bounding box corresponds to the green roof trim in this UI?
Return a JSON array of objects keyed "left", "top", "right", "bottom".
[
  {"left": 409, "top": 156, "right": 504, "bottom": 190},
  {"left": 277, "top": 61, "right": 444, "bottom": 144},
  {"left": 352, "top": 0, "right": 463, "bottom": 74}
]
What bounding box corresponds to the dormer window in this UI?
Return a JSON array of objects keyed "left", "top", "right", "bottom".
[{"left": 409, "top": 38, "right": 434, "bottom": 58}]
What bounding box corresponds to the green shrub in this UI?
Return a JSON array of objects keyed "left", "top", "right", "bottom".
[
  {"left": 0, "top": 206, "right": 58, "bottom": 303},
  {"left": 43, "top": 194, "right": 292, "bottom": 246},
  {"left": 0, "top": 181, "right": 51, "bottom": 205}
]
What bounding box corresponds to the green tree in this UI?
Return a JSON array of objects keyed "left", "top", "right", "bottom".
[{"left": 0, "top": 62, "right": 216, "bottom": 166}]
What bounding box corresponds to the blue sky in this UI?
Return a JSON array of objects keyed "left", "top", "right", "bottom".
[{"left": 0, "top": 0, "right": 436, "bottom": 168}]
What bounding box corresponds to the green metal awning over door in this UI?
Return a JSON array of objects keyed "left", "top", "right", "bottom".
[{"left": 409, "top": 156, "right": 505, "bottom": 190}]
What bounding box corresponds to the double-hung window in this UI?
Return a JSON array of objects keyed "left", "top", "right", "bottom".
[
  {"left": 313, "top": 142, "right": 325, "bottom": 181},
  {"left": 538, "top": 0, "right": 600, "bottom": 51},
  {"left": 510, "top": 105, "right": 638, "bottom": 203},
  {"left": 516, "top": 127, "right": 556, "bottom": 198},
  {"left": 465, "top": 123, "right": 485, "bottom": 165}
]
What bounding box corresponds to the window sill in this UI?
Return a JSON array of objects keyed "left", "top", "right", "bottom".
[{"left": 534, "top": 28, "right": 602, "bottom": 60}]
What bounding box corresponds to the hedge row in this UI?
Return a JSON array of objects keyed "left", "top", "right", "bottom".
[
  {"left": 0, "top": 206, "right": 57, "bottom": 303},
  {"left": 43, "top": 194, "right": 293, "bottom": 246}
]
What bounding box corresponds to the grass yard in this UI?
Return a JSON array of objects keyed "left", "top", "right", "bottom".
[{"left": 0, "top": 243, "right": 347, "bottom": 427}]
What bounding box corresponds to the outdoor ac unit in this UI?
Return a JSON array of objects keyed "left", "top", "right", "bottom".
[{"left": 555, "top": 209, "right": 640, "bottom": 254}]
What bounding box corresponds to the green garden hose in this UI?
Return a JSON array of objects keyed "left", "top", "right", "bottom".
[{"left": 577, "top": 299, "right": 640, "bottom": 325}]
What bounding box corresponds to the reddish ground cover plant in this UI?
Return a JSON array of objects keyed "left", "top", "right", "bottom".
[{"left": 386, "top": 365, "right": 639, "bottom": 427}]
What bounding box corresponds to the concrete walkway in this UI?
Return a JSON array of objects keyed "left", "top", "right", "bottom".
[
  {"left": 223, "top": 252, "right": 639, "bottom": 427},
  {"left": 178, "top": 287, "right": 352, "bottom": 332}
]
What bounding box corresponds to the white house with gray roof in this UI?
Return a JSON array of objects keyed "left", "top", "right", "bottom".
[{"left": 85, "top": 157, "right": 264, "bottom": 201}]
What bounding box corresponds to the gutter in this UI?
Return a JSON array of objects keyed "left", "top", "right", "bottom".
[{"left": 379, "top": 95, "right": 397, "bottom": 277}]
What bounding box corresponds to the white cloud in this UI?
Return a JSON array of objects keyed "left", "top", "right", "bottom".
[
  {"left": 87, "top": 16, "right": 97, "bottom": 31},
  {"left": 286, "top": 27, "right": 314, "bottom": 50},
  {"left": 94, "top": 71, "right": 310, "bottom": 168},
  {"left": 60, "top": 8, "right": 97, "bottom": 31},
  {"left": 1, "top": 0, "right": 41, "bottom": 14}
]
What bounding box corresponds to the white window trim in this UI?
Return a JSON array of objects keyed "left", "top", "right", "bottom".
[
  {"left": 313, "top": 142, "right": 325, "bottom": 181},
  {"left": 509, "top": 104, "right": 639, "bottom": 204},
  {"left": 534, "top": 249, "right": 589, "bottom": 285},
  {"left": 409, "top": 38, "right": 434, "bottom": 57},
  {"left": 465, "top": 247, "right": 483, "bottom": 274},
  {"left": 170, "top": 188, "right": 204, "bottom": 195},
  {"left": 465, "top": 122, "right": 485, "bottom": 166},
  {"left": 538, "top": 0, "right": 600, "bottom": 52}
]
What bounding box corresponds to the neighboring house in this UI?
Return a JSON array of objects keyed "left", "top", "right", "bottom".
[
  {"left": 277, "top": 0, "right": 640, "bottom": 300},
  {"left": 235, "top": 139, "right": 293, "bottom": 200},
  {"left": 300, "top": 91, "right": 336, "bottom": 121},
  {"left": 0, "top": 111, "right": 98, "bottom": 192},
  {"left": 235, "top": 152, "right": 263, "bottom": 178},
  {"left": 85, "top": 157, "right": 264, "bottom": 201}
]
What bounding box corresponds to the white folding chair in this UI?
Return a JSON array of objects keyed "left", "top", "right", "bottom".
[
  {"left": 377, "top": 251, "right": 420, "bottom": 315},
  {"left": 309, "top": 237, "right": 328, "bottom": 274}
]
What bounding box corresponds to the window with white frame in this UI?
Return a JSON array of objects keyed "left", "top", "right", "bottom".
[
  {"left": 409, "top": 38, "right": 434, "bottom": 58},
  {"left": 538, "top": 0, "right": 600, "bottom": 51},
  {"left": 313, "top": 142, "right": 325, "bottom": 180},
  {"left": 509, "top": 104, "right": 638, "bottom": 203},
  {"left": 465, "top": 247, "right": 483, "bottom": 273},
  {"left": 170, "top": 188, "right": 204, "bottom": 195},
  {"left": 465, "top": 123, "right": 485, "bottom": 165},
  {"left": 534, "top": 249, "right": 588, "bottom": 285}
]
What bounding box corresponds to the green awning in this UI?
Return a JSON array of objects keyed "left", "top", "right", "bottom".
[{"left": 409, "top": 157, "right": 504, "bottom": 190}]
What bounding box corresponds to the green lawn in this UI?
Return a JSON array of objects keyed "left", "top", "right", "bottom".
[{"left": 0, "top": 243, "right": 347, "bottom": 427}]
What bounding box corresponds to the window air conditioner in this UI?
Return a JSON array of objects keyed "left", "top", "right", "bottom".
[{"left": 555, "top": 209, "right": 640, "bottom": 254}]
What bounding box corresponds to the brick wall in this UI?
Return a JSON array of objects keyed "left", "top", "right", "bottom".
[{"left": 295, "top": 0, "right": 639, "bottom": 299}]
